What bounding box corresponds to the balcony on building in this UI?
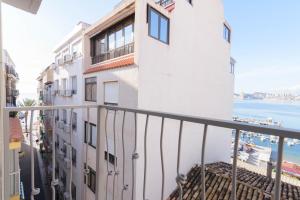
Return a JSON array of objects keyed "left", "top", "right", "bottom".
[
  {"left": 5, "top": 64, "right": 19, "bottom": 79},
  {"left": 90, "top": 14, "right": 134, "bottom": 65}
]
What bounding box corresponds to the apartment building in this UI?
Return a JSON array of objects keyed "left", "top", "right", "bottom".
[
  {"left": 82, "top": 0, "right": 234, "bottom": 199},
  {"left": 2, "top": 49, "right": 22, "bottom": 200},
  {"left": 3, "top": 49, "right": 19, "bottom": 108},
  {"left": 37, "top": 64, "right": 55, "bottom": 188},
  {"left": 52, "top": 22, "right": 90, "bottom": 200}
]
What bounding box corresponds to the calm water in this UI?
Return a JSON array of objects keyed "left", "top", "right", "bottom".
[{"left": 234, "top": 100, "right": 300, "bottom": 164}]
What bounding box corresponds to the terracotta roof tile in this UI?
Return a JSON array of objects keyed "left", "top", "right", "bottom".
[
  {"left": 84, "top": 54, "right": 134, "bottom": 74},
  {"left": 9, "top": 117, "right": 23, "bottom": 142},
  {"left": 168, "top": 162, "right": 300, "bottom": 200}
]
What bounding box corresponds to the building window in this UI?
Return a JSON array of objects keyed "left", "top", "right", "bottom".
[
  {"left": 104, "top": 81, "right": 119, "bottom": 105},
  {"left": 72, "top": 40, "right": 82, "bottom": 58},
  {"left": 62, "top": 109, "right": 67, "bottom": 124},
  {"left": 90, "top": 15, "right": 134, "bottom": 64},
  {"left": 72, "top": 112, "right": 77, "bottom": 131},
  {"left": 72, "top": 147, "right": 76, "bottom": 166},
  {"left": 223, "top": 24, "right": 231, "bottom": 43},
  {"left": 84, "top": 122, "right": 97, "bottom": 148},
  {"left": 85, "top": 166, "right": 96, "bottom": 193},
  {"left": 62, "top": 78, "right": 67, "bottom": 91},
  {"left": 104, "top": 151, "right": 117, "bottom": 165},
  {"left": 55, "top": 80, "right": 59, "bottom": 91},
  {"left": 71, "top": 76, "right": 77, "bottom": 94},
  {"left": 85, "top": 77, "right": 97, "bottom": 102},
  {"left": 62, "top": 141, "right": 67, "bottom": 158},
  {"left": 71, "top": 182, "right": 76, "bottom": 200},
  {"left": 148, "top": 6, "right": 169, "bottom": 44}
]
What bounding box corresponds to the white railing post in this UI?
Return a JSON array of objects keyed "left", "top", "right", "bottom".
[
  {"left": 231, "top": 129, "right": 240, "bottom": 200},
  {"left": 201, "top": 124, "right": 208, "bottom": 200},
  {"left": 3, "top": 110, "right": 10, "bottom": 200},
  {"left": 51, "top": 109, "right": 58, "bottom": 200},
  {"left": 274, "top": 136, "right": 284, "bottom": 200}
]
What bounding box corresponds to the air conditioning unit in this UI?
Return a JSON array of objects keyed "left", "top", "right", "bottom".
[
  {"left": 63, "top": 54, "right": 72, "bottom": 63},
  {"left": 65, "top": 90, "right": 72, "bottom": 97},
  {"left": 64, "top": 157, "right": 71, "bottom": 169},
  {"left": 64, "top": 124, "right": 71, "bottom": 133},
  {"left": 57, "top": 58, "right": 64, "bottom": 66},
  {"left": 63, "top": 192, "right": 70, "bottom": 200}
]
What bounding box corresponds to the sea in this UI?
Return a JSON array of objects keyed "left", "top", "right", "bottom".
[{"left": 234, "top": 100, "right": 300, "bottom": 165}]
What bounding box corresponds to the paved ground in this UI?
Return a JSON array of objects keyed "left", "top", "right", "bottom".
[{"left": 20, "top": 142, "right": 46, "bottom": 200}]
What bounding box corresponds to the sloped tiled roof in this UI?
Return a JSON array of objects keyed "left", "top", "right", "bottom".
[
  {"left": 168, "top": 162, "right": 300, "bottom": 200},
  {"left": 84, "top": 54, "right": 134, "bottom": 74}
]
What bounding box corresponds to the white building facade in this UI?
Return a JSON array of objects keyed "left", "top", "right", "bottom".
[
  {"left": 52, "top": 22, "right": 90, "bottom": 200},
  {"left": 82, "top": 0, "right": 234, "bottom": 199}
]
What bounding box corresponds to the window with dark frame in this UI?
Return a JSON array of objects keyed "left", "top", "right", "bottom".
[
  {"left": 104, "top": 151, "right": 117, "bottom": 165},
  {"left": 62, "top": 109, "right": 67, "bottom": 124},
  {"left": 72, "top": 112, "right": 77, "bottom": 131},
  {"left": 90, "top": 14, "right": 134, "bottom": 64},
  {"left": 71, "top": 76, "right": 77, "bottom": 94},
  {"left": 72, "top": 147, "right": 76, "bottom": 166},
  {"left": 85, "top": 166, "right": 96, "bottom": 193},
  {"left": 84, "top": 121, "right": 97, "bottom": 148},
  {"left": 147, "top": 6, "right": 170, "bottom": 44},
  {"left": 85, "top": 77, "right": 97, "bottom": 102},
  {"left": 71, "top": 182, "right": 76, "bottom": 200},
  {"left": 223, "top": 24, "right": 231, "bottom": 43}
]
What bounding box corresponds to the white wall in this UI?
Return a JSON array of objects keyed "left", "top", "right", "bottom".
[
  {"left": 53, "top": 30, "right": 86, "bottom": 200},
  {"left": 82, "top": 65, "right": 138, "bottom": 200},
  {"left": 134, "top": 0, "right": 234, "bottom": 199}
]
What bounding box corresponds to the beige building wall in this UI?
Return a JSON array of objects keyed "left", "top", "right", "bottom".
[{"left": 134, "top": 0, "right": 234, "bottom": 199}]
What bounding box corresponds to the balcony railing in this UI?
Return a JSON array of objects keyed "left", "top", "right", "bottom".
[
  {"left": 5, "top": 64, "right": 19, "bottom": 79},
  {"left": 156, "top": 0, "right": 174, "bottom": 7},
  {"left": 2, "top": 104, "right": 300, "bottom": 200},
  {"left": 91, "top": 42, "right": 134, "bottom": 65}
]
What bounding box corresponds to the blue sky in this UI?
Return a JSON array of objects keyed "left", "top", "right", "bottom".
[
  {"left": 2, "top": 0, "right": 300, "bottom": 100},
  {"left": 224, "top": 1, "right": 300, "bottom": 93}
]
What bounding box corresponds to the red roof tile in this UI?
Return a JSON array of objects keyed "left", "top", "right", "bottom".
[
  {"left": 9, "top": 117, "right": 23, "bottom": 142},
  {"left": 84, "top": 55, "right": 134, "bottom": 74}
]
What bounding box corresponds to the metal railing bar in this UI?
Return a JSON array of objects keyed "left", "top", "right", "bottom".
[
  {"left": 132, "top": 112, "right": 138, "bottom": 200},
  {"left": 5, "top": 104, "right": 300, "bottom": 138},
  {"left": 143, "top": 114, "right": 149, "bottom": 200},
  {"left": 69, "top": 108, "right": 73, "bottom": 200},
  {"left": 4, "top": 104, "right": 97, "bottom": 112},
  {"left": 274, "top": 136, "right": 284, "bottom": 200},
  {"left": 102, "top": 105, "right": 300, "bottom": 138},
  {"left": 113, "top": 110, "right": 117, "bottom": 200},
  {"left": 51, "top": 109, "right": 57, "bottom": 200},
  {"left": 104, "top": 109, "right": 111, "bottom": 200},
  {"left": 84, "top": 107, "right": 90, "bottom": 199},
  {"left": 201, "top": 124, "right": 208, "bottom": 200},
  {"left": 176, "top": 120, "right": 184, "bottom": 200},
  {"left": 95, "top": 106, "right": 101, "bottom": 200},
  {"left": 121, "top": 111, "right": 127, "bottom": 200},
  {"left": 231, "top": 129, "right": 240, "bottom": 200},
  {"left": 160, "top": 117, "right": 165, "bottom": 200}
]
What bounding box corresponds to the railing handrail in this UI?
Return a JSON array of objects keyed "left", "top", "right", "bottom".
[{"left": 4, "top": 104, "right": 300, "bottom": 139}]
